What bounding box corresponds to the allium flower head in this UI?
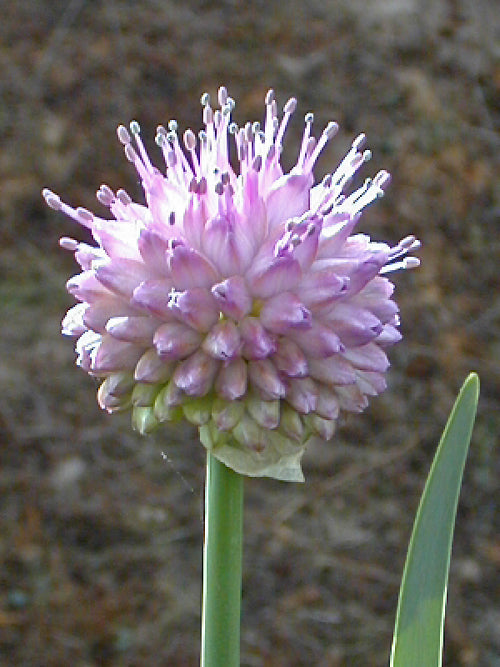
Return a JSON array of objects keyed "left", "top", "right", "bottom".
[{"left": 44, "top": 87, "right": 419, "bottom": 481}]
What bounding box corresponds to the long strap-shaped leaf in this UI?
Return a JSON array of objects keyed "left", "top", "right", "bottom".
[{"left": 390, "top": 373, "right": 479, "bottom": 667}]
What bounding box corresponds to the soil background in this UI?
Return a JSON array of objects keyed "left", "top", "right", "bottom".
[{"left": 0, "top": 1, "right": 499, "bottom": 665}]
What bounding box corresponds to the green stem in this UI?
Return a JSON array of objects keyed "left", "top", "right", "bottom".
[{"left": 201, "top": 452, "right": 244, "bottom": 667}]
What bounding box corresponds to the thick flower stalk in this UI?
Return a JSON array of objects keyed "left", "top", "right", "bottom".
[{"left": 44, "top": 87, "right": 419, "bottom": 481}]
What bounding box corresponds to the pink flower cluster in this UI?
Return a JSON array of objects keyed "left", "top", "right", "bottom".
[{"left": 44, "top": 87, "right": 419, "bottom": 480}]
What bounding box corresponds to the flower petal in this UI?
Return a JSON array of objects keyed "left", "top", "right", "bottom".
[
  {"left": 92, "top": 335, "right": 144, "bottom": 373},
  {"left": 95, "top": 258, "right": 150, "bottom": 298},
  {"left": 134, "top": 349, "right": 175, "bottom": 384},
  {"left": 153, "top": 322, "right": 202, "bottom": 360},
  {"left": 240, "top": 317, "right": 277, "bottom": 359},
  {"left": 106, "top": 316, "right": 158, "bottom": 344},
  {"left": 342, "top": 342, "right": 389, "bottom": 372},
  {"left": 296, "top": 267, "right": 348, "bottom": 307},
  {"left": 308, "top": 356, "right": 356, "bottom": 386},
  {"left": 62, "top": 303, "right": 87, "bottom": 336},
  {"left": 285, "top": 377, "right": 318, "bottom": 414},
  {"left": 138, "top": 228, "right": 170, "bottom": 274},
  {"left": 324, "top": 303, "right": 382, "bottom": 347},
  {"left": 260, "top": 293, "right": 311, "bottom": 334},
  {"left": 168, "top": 287, "right": 219, "bottom": 332},
  {"left": 247, "top": 255, "right": 301, "bottom": 299},
  {"left": 132, "top": 280, "right": 174, "bottom": 318},
  {"left": 265, "top": 172, "right": 313, "bottom": 230},
  {"left": 66, "top": 270, "right": 111, "bottom": 302},
  {"left": 202, "top": 212, "right": 246, "bottom": 276},
  {"left": 211, "top": 276, "right": 253, "bottom": 321},
  {"left": 172, "top": 350, "right": 219, "bottom": 396},
  {"left": 248, "top": 359, "right": 286, "bottom": 400},
  {"left": 215, "top": 358, "right": 248, "bottom": 400},
  {"left": 202, "top": 320, "right": 241, "bottom": 360},
  {"left": 375, "top": 324, "right": 402, "bottom": 346},
  {"left": 169, "top": 245, "right": 218, "bottom": 289},
  {"left": 272, "top": 338, "right": 308, "bottom": 377},
  {"left": 288, "top": 320, "right": 343, "bottom": 358}
]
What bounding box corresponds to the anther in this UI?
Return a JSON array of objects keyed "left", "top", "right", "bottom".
[
  {"left": 76, "top": 207, "right": 94, "bottom": 223},
  {"left": 183, "top": 129, "right": 197, "bottom": 151},
  {"left": 200, "top": 92, "right": 210, "bottom": 106},
  {"left": 324, "top": 121, "right": 339, "bottom": 140},
  {"left": 168, "top": 119, "right": 178, "bottom": 132},
  {"left": 203, "top": 105, "right": 213, "bottom": 125},
  {"left": 218, "top": 86, "right": 228, "bottom": 106},
  {"left": 374, "top": 170, "right": 391, "bottom": 189},
  {"left": 399, "top": 235, "right": 416, "bottom": 249},
  {"left": 352, "top": 133, "right": 366, "bottom": 151},
  {"left": 189, "top": 178, "right": 199, "bottom": 194},
  {"left": 96, "top": 184, "right": 114, "bottom": 206},
  {"left": 305, "top": 112, "right": 314, "bottom": 124},
  {"left": 130, "top": 120, "right": 140, "bottom": 135},
  {"left": 284, "top": 97, "right": 297, "bottom": 114},
  {"left": 59, "top": 237, "right": 79, "bottom": 251},
  {"left": 169, "top": 211, "right": 176, "bottom": 225},
  {"left": 198, "top": 177, "right": 208, "bottom": 195},
  {"left": 221, "top": 172, "right": 230, "bottom": 186},
  {"left": 116, "top": 125, "right": 131, "bottom": 145},
  {"left": 117, "top": 189, "right": 132, "bottom": 205},
  {"left": 42, "top": 188, "right": 62, "bottom": 210},
  {"left": 265, "top": 89, "right": 275, "bottom": 105},
  {"left": 215, "top": 182, "right": 224, "bottom": 196},
  {"left": 404, "top": 257, "right": 421, "bottom": 270},
  {"left": 244, "top": 122, "right": 253, "bottom": 142}
]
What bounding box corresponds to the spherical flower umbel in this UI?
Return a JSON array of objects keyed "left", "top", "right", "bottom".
[{"left": 44, "top": 87, "right": 419, "bottom": 481}]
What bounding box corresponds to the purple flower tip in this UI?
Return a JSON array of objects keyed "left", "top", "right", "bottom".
[{"left": 45, "top": 87, "right": 419, "bottom": 481}]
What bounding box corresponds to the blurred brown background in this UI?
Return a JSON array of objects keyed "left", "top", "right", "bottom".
[{"left": 0, "top": 1, "right": 498, "bottom": 665}]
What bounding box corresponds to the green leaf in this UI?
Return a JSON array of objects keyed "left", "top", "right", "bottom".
[{"left": 390, "top": 373, "right": 479, "bottom": 667}]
